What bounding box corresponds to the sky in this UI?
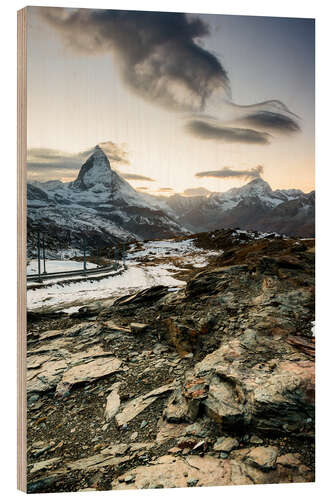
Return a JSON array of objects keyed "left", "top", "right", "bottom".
[{"left": 26, "top": 7, "right": 315, "bottom": 195}]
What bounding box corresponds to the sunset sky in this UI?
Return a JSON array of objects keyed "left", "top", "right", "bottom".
[{"left": 26, "top": 7, "right": 315, "bottom": 195}]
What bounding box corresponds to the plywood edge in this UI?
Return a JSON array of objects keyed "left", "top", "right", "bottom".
[{"left": 17, "top": 6, "right": 27, "bottom": 493}]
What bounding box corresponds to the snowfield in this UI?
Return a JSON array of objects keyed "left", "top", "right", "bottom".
[
  {"left": 26, "top": 237, "right": 220, "bottom": 311},
  {"left": 127, "top": 238, "right": 220, "bottom": 264},
  {"left": 27, "top": 262, "right": 185, "bottom": 311},
  {"left": 27, "top": 259, "right": 98, "bottom": 275}
]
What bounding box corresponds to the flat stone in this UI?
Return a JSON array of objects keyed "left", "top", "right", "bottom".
[
  {"left": 102, "top": 320, "right": 131, "bottom": 334},
  {"left": 100, "top": 444, "right": 129, "bottom": 456},
  {"left": 276, "top": 453, "right": 302, "bottom": 469},
  {"left": 115, "top": 382, "right": 176, "bottom": 427},
  {"left": 67, "top": 453, "right": 132, "bottom": 471},
  {"left": 130, "top": 442, "right": 155, "bottom": 452},
  {"left": 30, "top": 457, "right": 61, "bottom": 475},
  {"left": 168, "top": 447, "right": 181, "bottom": 454},
  {"left": 245, "top": 446, "right": 279, "bottom": 470},
  {"left": 155, "top": 419, "right": 187, "bottom": 444},
  {"left": 27, "top": 359, "right": 68, "bottom": 394},
  {"left": 130, "top": 323, "right": 148, "bottom": 334},
  {"left": 105, "top": 383, "right": 121, "bottom": 421},
  {"left": 39, "top": 330, "right": 63, "bottom": 341},
  {"left": 27, "top": 355, "right": 51, "bottom": 370},
  {"left": 57, "top": 357, "right": 122, "bottom": 394},
  {"left": 213, "top": 437, "right": 239, "bottom": 453}
]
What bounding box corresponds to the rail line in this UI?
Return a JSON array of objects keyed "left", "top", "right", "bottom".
[{"left": 27, "top": 263, "right": 122, "bottom": 283}]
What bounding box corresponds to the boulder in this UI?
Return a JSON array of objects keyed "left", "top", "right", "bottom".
[
  {"left": 213, "top": 437, "right": 239, "bottom": 453},
  {"left": 176, "top": 336, "right": 315, "bottom": 436}
]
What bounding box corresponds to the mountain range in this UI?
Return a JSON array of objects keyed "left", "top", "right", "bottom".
[{"left": 27, "top": 145, "right": 315, "bottom": 254}]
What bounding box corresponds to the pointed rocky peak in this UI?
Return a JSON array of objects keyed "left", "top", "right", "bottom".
[
  {"left": 72, "top": 145, "right": 112, "bottom": 190},
  {"left": 91, "top": 144, "right": 108, "bottom": 162},
  {"left": 242, "top": 177, "right": 272, "bottom": 194}
]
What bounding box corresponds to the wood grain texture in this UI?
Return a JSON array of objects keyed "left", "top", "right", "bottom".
[{"left": 17, "top": 7, "right": 27, "bottom": 493}]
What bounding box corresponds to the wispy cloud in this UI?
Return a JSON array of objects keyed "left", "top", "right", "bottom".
[
  {"left": 121, "top": 173, "right": 155, "bottom": 181},
  {"left": 196, "top": 165, "right": 263, "bottom": 180},
  {"left": 186, "top": 120, "right": 270, "bottom": 144},
  {"left": 157, "top": 187, "right": 174, "bottom": 193},
  {"left": 233, "top": 110, "right": 300, "bottom": 133},
  {"left": 27, "top": 141, "right": 129, "bottom": 180},
  {"left": 182, "top": 187, "right": 211, "bottom": 196}
]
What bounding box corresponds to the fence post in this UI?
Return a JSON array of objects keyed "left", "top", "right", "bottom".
[
  {"left": 122, "top": 243, "right": 126, "bottom": 268},
  {"left": 37, "top": 232, "right": 41, "bottom": 281},
  {"left": 83, "top": 239, "right": 87, "bottom": 272},
  {"left": 42, "top": 235, "right": 46, "bottom": 274},
  {"left": 113, "top": 247, "right": 118, "bottom": 270}
]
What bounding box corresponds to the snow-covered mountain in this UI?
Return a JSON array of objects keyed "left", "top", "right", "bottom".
[
  {"left": 164, "top": 178, "right": 315, "bottom": 237},
  {"left": 27, "top": 146, "right": 315, "bottom": 255},
  {"left": 27, "top": 146, "right": 187, "bottom": 255}
]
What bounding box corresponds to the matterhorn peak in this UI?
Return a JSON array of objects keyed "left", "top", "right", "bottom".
[
  {"left": 72, "top": 144, "right": 112, "bottom": 190},
  {"left": 92, "top": 144, "right": 107, "bottom": 158}
]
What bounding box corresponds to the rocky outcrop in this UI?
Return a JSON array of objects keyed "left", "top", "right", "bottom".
[{"left": 26, "top": 233, "right": 315, "bottom": 492}]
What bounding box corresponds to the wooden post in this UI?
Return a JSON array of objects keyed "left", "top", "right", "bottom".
[
  {"left": 83, "top": 239, "right": 87, "bottom": 272},
  {"left": 42, "top": 235, "right": 46, "bottom": 274},
  {"left": 37, "top": 232, "right": 41, "bottom": 281}
]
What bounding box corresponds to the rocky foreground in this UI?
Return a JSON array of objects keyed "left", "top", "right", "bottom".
[{"left": 26, "top": 231, "right": 315, "bottom": 492}]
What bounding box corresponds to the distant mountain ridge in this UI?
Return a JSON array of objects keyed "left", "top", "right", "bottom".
[
  {"left": 27, "top": 145, "right": 315, "bottom": 255},
  {"left": 163, "top": 177, "right": 315, "bottom": 237}
]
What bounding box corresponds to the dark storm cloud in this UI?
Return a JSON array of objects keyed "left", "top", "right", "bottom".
[
  {"left": 38, "top": 8, "right": 301, "bottom": 143},
  {"left": 121, "top": 173, "right": 155, "bottom": 181},
  {"left": 183, "top": 187, "right": 211, "bottom": 196},
  {"left": 39, "top": 8, "right": 230, "bottom": 112},
  {"left": 196, "top": 165, "right": 263, "bottom": 180},
  {"left": 186, "top": 120, "right": 270, "bottom": 144},
  {"left": 235, "top": 111, "right": 300, "bottom": 133}
]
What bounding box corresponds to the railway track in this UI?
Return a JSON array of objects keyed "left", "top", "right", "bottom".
[{"left": 27, "top": 263, "right": 121, "bottom": 283}]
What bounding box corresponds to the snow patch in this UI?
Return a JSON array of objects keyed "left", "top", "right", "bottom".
[{"left": 27, "top": 259, "right": 97, "bottom": 275}]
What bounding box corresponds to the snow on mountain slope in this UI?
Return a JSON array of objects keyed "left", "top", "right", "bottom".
[
  {"left": 27, "top": 144, "right": 315, "bottom": 252},
  {"left": 27, "top": 145, "right": 187, "bottom": 255},
  {"left": 162, "top": 178, "right": 314, "bottom": 237}
]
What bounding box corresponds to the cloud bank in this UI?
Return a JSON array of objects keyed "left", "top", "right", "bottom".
[
  {"left": 27, "top": 141, "right": 129, "bottom": 181},
  {"left": 196, "top": 165, "right": 264, "bottom": 180},
  {"left": 234, "top": 111, "right": 301, "bottom": 133},
  {"left": 121, "top": 173, "right": 155, "bottom": 181},
  {"left": 182, "top": 187, "right": 211, "bottom": 196},
  {"left": 186, "top": 121, "right": 270, "bottom": 144}
]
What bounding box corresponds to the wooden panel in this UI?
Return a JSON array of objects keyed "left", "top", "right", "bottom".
[{"left": 17, "top": 7, "right": 27, "bottom": 493}]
